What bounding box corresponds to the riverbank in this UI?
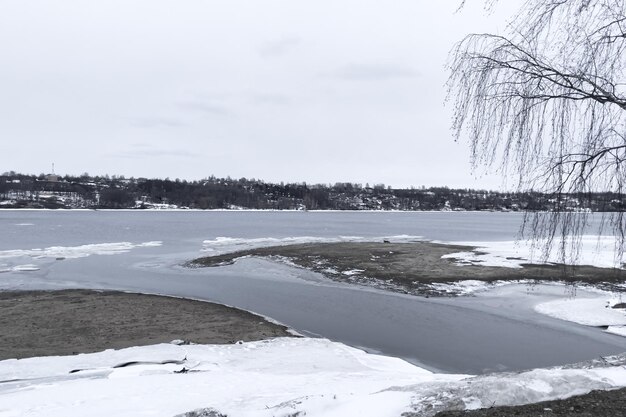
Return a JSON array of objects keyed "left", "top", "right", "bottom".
[
  {"left": 189, "top": 241, "right": 626, "bottom": 296},
  {"left": 434, "top": 387, "right": 626, "bottom": 417},
  {"left": 0, "top": 289, "right": 293, "bottom": 360},
  {"left": 2, "top": 289, "right": 626, "bottom": 416}
]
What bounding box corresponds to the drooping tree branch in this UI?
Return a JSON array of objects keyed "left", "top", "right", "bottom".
[{"left": 449, "top": 0, "right": 626, "bottom": 263}]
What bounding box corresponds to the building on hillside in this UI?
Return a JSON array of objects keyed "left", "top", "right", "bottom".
[{"left": 46, "top": 173, "right": 59, "bottom": 182}]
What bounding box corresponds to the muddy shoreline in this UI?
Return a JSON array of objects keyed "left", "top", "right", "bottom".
[
  {"left": 190, "top": 241, "right": 626, "bottom": 296},
  {"left": 0, "top": 289, "right": 293, "bottom": 360}
]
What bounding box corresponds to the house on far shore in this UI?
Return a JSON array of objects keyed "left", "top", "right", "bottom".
[{"left": 46, "top": 173, "right": 59, "bottom": 182}]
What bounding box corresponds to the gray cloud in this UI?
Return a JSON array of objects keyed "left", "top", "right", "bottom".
[
  {"left": 178, "top": 100, "right": 230, "bottom": 115},
  {"left": 326, "top": 64, "right": 421, "bottom": 81},
  {"left": 259, "top": 36, "right": 302, "bottom": 58},
  {"left": 112, "top": 146, "right": 200, "bottom": 159}
]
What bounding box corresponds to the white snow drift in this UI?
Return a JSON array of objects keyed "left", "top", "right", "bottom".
[
  {"left": 1, "top": 338, "right": 625, "bottom": 417},
  {"left": 535, "top": 292, "right": 626, "bottom": 338},
  {"left": 0, "top": 241, "right": 162, "bottom": 260},
  {"left": 536, "top": 297, "right": 626, "bottom": 327},
  {"left": 443, "top": 236, "right": 623, "bottom": 269}
]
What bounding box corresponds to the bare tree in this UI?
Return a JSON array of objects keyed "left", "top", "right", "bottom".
[{"left": 448, "top": 0, "right": 626, "bottom": 264}]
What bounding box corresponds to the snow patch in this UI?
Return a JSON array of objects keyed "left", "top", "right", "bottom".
[
  {"left": 0, "top": 241, "right": 163, "bottom": 260},
  {"left": 424, "top": 279, "right": 548, "bottom": 296},
  {"left": 0, "top": 264, "right": 40, "bottom": 273},
  {"left": 442, "top": 250, "right": 525, "bottom": 268},
  {"left": 342, "top": 269, "right": 365, "bottom": 276},
  {"left": 404, "top": 364, "right": 626, "bottom": 416},
  {"left": 606, "top": 326, "right": 626, "bottom": 337},
  {"left": 536, "top": 296, "right": 626, "bottom": 327},
  {"left": 0, "top": 338, "right": 454, "bottom": 417},
  {"left": 10, "top": 264, "right": 40, "bottom": 272},
  {"left": 428, "top": 280, "right": 499, "bottom": 295},
  {"left": 1, "top": 339, "right": 626, "bottom": 417},
  {"left": 443, "top": 236, "right": 623, "bottom": 269}
]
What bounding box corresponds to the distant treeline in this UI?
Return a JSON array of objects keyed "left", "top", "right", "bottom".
[{"left": 0, "top": 172, "right": 623, "bottom": 211}]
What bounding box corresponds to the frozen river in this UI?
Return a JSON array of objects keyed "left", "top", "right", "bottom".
[{"left": 1, "top": 210, "right": 625, "bottom": 374}]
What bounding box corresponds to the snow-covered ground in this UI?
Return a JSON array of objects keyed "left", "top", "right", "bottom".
[
  {"left": 443, "top": 235, "right": 623, "bottom": 269},
  {"left": 536, "top": 297, "right": 626, "bottom": 327},
  {"left": 430, "top": 279, "right": 626, "bottom": 340},
  {"left": 608, "top": 326, "right": 626, "bottom": 337},
  {"left": 535, "top": 291, "right": 626, "bottom": 338},
  {"left": 1, "top": 338, "right": 625, "bottom": 417},
  {"left": 426, "top": 279, "right": 538, "bottom": 296}
]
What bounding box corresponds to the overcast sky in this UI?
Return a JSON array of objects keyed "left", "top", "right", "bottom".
[{"left": 0, "top": 1, "right": 519, "bottom": 188}]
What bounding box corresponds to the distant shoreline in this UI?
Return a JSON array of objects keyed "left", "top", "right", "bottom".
[
  {"left": 0, "top": 207, "right": 575, "bottom": 213},
  {"left": 0, "top": 172, "right": 609, "bottom": 212}
]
